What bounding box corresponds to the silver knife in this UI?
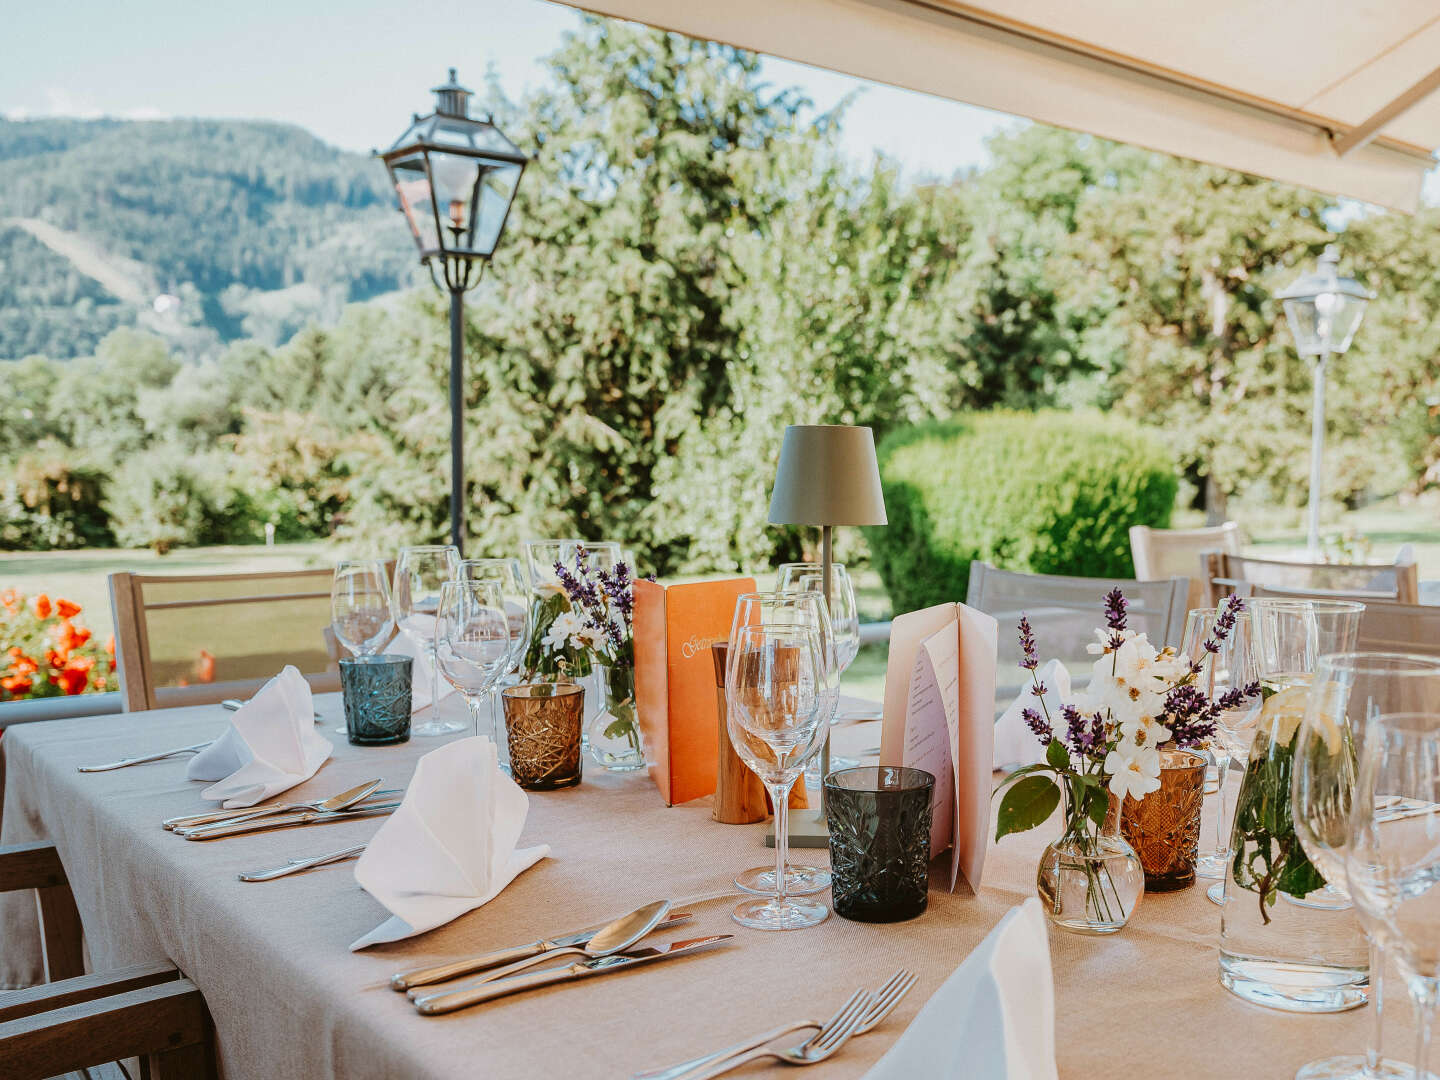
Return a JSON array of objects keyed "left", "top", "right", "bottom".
[
  {"left": 238, "top": 843, "right": 368, "bottom": 882},
  {"left": 392, "top": 910, "right": 697, "bottom": 992},
  {"left": 77, "top": 741, "right": 213, "bottom": 773},
  {"left": 163, "top": 790, "right": 403, "bottom": 831},
  {"left": 177, "top": 801, "right": 400, "bottom": 840},
  {"left": 413, "top": 936, "right": 733, "bottom": 1015}
]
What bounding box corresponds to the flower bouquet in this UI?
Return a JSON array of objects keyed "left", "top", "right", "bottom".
[
  {"left": 552, "top": 547, "right": 645, "bottom": 771},
  {"left": 995, "top": 590, "right": 1257, "bottom": 932}
]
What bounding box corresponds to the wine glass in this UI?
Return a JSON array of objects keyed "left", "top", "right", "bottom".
[
  {"left": 392, "top": 544, "right": 462, "bottom": 736},
  {"left": 435, "top": 580, "right": 517, "bottom": 752},
  {"left": 1179, "top": 607, "right": 1262, "bottom": 898},
  {"left": 729, "top": 591, "right": 839, "bottom": 897},
  {"left": 1347, "top": 674, "right": 1440, "bottom": 1080},
  {"left": 1293, "top": 654, "right": 1440, "bottom": 1080},
  {"left": 459, "top": 557, "right": 531, "bottom": 765},
  {"left": 726, "top": 623, "right": 831, "bottom": 931},
  {"left": 330, "top": 560, "right": 395, "bottom": 734},
  {"left": 784, "top": 568, "right": 860, "bottom": 671}
]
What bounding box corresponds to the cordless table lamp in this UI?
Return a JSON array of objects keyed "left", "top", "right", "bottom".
[{"left": 767, "top": 424, "right": 887, "bottom": 844}]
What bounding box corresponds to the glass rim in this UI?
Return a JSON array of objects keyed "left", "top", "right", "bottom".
[
  {"left": 1316, "top": 651, "right": 1440, "bottom": 676},
  {"left": 502, "top": 682, "right": 584, "bottom": 700},
  {"left": 339, "top": 653, "right": 410, "bottom": 667},
  {"left": 824, "top": 765, "right": 935, "bottom": 794},
  {"left": 1248, "top": 597, "right": 1367, "bottom": 615}
]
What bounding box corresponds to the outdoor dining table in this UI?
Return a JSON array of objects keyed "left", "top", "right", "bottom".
[{"left": 0, "top": 693, "right": 1419, "bottom": 1078}]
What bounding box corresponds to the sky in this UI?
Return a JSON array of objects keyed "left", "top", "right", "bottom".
[{"left": 0, "top": 0, "right": 1018, "bottom": 181}]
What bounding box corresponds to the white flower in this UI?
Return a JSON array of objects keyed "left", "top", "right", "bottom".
[
  {"left": 543, "top": 611, "right": 583, "bottom": 655},
  {"left": 1120, "top": 711, "right": 1172, "bottom": 750},
  {"left": 577, "top": 624, "right": 609, "bottom": 654},
  {"left": 1105, "top": 743, "right": 1162, "bottom": 801}
]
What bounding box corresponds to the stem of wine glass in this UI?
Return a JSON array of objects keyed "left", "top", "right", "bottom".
[
  {"left": 1214, "top": 756, "right": 1233, "bottom": 859},
  {"left": 428, "top": 643, "right": 441, "bottom": 724},
  {"left": 1413, "top": 980, "right": 1436, "bottom": 1080},
  {"left": 465, "top": 695, "right": 483, "bottom": 739},
  {"left": 769, "top": 777, "right": 792, "bottom": 907},
  {"left": 1365, "top": 938, "right": 1386, "bottom": 1077}
]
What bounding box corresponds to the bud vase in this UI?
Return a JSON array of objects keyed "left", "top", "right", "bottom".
[
  {"left": 1121, "top": 748, "right": 1207, "bottom": 891},
  {"left": 1036, "top": 795, "right": 1144, "bottom": 935},
  {"left": 585, "top": 664, "right": 646, "bottom": 772}
]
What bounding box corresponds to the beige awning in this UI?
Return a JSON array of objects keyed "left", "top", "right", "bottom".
[{"left": 558, "top": 0, "right": 1440, "bottom": 212}]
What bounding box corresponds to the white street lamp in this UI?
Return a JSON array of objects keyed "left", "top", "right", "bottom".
[{"left": 1277, "top": 245, "right": 1373, "bottom": 559}]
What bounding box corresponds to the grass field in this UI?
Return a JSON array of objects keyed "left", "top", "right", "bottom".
[{"left": 2, "top": 494, "right": 1434, "bottom": 703}]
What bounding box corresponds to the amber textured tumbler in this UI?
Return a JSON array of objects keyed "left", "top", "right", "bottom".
[
  {"left": 1121, "top": 748, "right": 1207, "bottom": 891},
  {"left": 501, "top": 683, "right": 584, "bottom": 790}
]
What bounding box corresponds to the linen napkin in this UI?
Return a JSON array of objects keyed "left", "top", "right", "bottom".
[
  {"left": 992, "top": 658, "right": 1071, "bottom": 770},
  {"left": 863, "top": 898, "right": 1058, "bottom": 1080},
  {"left": 385, "top": 625, "right": 456, "bottom": 716},
  {"left": 350, "top": 736, "right": 549, "bottom": 950},
  {"left": 186, "top": 665, "right": 332, "bottom": 807}
]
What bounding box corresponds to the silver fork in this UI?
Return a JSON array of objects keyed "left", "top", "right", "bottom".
[
  {"left": 681, "top": 969, "right": 915, "bottom": 1080},
  {"left": 637, "top": 970, "right": 910, "bottom": 1080}
]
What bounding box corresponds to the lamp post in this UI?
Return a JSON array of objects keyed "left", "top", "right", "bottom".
[
  {"left": 1277, "top": 245, "right": 1373, "bottom": 559},
  {"left": 378, "top": 69, "right": 528, "bottom": 554}
]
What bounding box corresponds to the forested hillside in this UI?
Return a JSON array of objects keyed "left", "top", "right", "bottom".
[{"left": 0, "top": 117, "right": 417, "bottom": 359}]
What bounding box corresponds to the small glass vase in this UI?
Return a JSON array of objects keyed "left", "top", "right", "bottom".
[
  {"left": 1036, "top": 830, "right": 1145, "bottom": 935},
  {"left": 586, "top": 664, "right": 646, "bottom": 772},
  {"left": 1121, "top": 748, "right": 1207, "bottom": 892}
]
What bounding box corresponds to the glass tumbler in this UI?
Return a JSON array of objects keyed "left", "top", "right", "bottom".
[
  {"left": 825, "top": 766, "right": 935, "bottom": 922},
  {"left": 340, "top": 654, "right": 413, "bottom": 746}
]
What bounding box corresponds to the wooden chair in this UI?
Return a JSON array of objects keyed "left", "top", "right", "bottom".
[
  {"left": 1205, "top": 552, "right": 1419, "bottom": 608},
  {"left": 109, "top": 569, "right": 341, "bottom": 712},
  {"left": 0, "top": 842, "right": 213, "bottom": 1078},
  {"left": 966, "top": 562, "right": 1191, "bottom": 701},
  {"left": 1250, "top": 586, "right": 1440, "bottom": 657},
  {"left": 1130, "top": 522, "right": 1242, "bottom": 612}
]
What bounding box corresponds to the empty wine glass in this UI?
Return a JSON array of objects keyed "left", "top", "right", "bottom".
[
  {"left": 727, "top": 623, "right": 830, "bottom": 931},
  {"left": 1180, "top": 607, "right": 1262, "bottom": 896},
  {"left": 1292, "top": 654, "right": 1440, "bottom": 1080},
  {"left": 784, "top": 568, "right": 861, "bottom": 672},
  {"left": 435, "top": 580, "right": 517, "bottom": 751},
  {"left": 729, "top": 591, "right": 839, "bottom": 897},
  {"left": 1347, "top": 677, "right": 1440, "bottom": 1080},
  {"left": 393, "top": 544, "right": 462, "bottom": 737},
  {"left": 330, "top": 560, "right": 395, "bottom": 734},
  {"left": 459, "top": 557, "right": 530, "bottom": 768}
]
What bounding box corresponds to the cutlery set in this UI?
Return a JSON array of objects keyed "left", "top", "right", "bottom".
[{"left": 85, "top": 700, "right": 914, "bottom": 1064}]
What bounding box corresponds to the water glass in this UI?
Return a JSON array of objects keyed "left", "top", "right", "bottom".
[
  {"left": 502, "top": 683, "right": 585, "bottom": 790},
  {"left": 339, "top": 655, "right": 413, "bottom": 746},
  {"left": 726, "top": 623, "right": 830, "bottom": 931},
  {"left": 392, "top": 545, "right": 461, "bottom": 736},
  {"left": 825, "top": 766, "right": 934, "bottom": 922}
]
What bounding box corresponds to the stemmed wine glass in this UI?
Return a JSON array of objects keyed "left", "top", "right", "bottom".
[
  {"left": 1293, "top": 653, "right": 1440, "bottom": 1080},
  {"left": 330, "top": 560, "right": 395, "bottom": 734},
  {"left": 392, "top": 545, "right": 462, "bottom": 736},
  {"left": 729, "top": 591, "right": 839, "bottom": 897},
  {"left": 783, "top": 567, "right": 860, "bottom": 672},
  {"left": 1179, "top": 606, "right": 1262, "bottom": 900},
  {"left": 435, "top": 580, "right": 517, "bottom": 749},
  {"left": 459, "top": 558, "right": 531, "bottom": 768},
  {"left": 1345, "top": 667, "right": 1440, "bottom": 1080},
  {"left": 726, "top": 623, "right": 831, "bottom": 931}
]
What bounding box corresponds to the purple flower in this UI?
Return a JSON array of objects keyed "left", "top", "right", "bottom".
[
  {"left": 1017, "top": 615, "right": 1038, "bottom": 671},
  {"left": 1030, "top": 681, "right": 1049, "bottom": 698},
  {"left": 1022, "top": 707, "right": 1052, "bottom": 743},
  {"left": 1104, "top": 587, "right": 1128, "bottom": 632}
]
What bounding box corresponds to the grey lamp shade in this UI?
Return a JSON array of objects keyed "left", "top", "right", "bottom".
[{"left": 768, "top": 425, "right": 888, "bottom": 527}]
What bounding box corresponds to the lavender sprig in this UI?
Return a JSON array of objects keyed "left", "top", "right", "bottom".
[
  {"left": 1103, "top": 586, "right": 1128, "bottom": 648},
  {"left": 1018, "top": 615, "right": 1038, "bottom": 671}
]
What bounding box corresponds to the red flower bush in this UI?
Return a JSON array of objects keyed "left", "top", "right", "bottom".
[{"left": 0, "top": 592, "right": 112, "bottom": 701}]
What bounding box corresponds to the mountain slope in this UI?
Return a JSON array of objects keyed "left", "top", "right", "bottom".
[{"left": 0, "top": 117, "right": 419, "bottom": 360}]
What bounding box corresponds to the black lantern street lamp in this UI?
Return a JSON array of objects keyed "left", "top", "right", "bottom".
[{"left": 378, "top": 69, "right": 528, "bottom": 553}]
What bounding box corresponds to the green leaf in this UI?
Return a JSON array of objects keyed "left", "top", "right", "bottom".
[
  {"left": 1086, "top": 785, "right": 1111, "bottom": 829},
  {"left": 1045, "top": 737, "right": 1070, "bottom": 770},
  {"left": 991, "top": 762, "right": 1051, "bottom": 796},
  {"left": 995, "top": 775, "right": 1061, "bottom": 841}
]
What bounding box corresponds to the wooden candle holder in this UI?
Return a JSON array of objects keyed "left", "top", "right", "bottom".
[{"left": 709, "top": 642, "right": 806, "bottom": 823}]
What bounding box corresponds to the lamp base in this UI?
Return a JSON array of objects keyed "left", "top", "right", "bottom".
[{"left": 766, "top": 806, "right": 830, "bottom": 848}]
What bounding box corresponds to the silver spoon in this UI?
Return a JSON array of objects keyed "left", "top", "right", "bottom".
[
  {"left": 410, "top": 900, "right": 671, "bottom": 1010},
  {"left": 174, "top": 778, "right": 384, "bottom": 837}
]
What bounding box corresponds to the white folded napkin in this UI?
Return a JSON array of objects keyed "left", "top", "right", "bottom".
[
  {"left": 864, "top": 898, "right": 1057, "bottom": 1080},
  {"left": 350, "top": 736, "right": 549, "bottom": 950},
  {"left": 385, "top": 624, "right": 456, "bottom": 716},
  {"left": 993, "top": 658, "right": 1071, "bottom": 770},
  {"left": 186, "top": 666, "right": 332, "bottom": 807}
]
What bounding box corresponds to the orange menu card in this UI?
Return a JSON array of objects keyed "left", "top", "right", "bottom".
[
  {"left": 879, "top": 602, "right": 998, "bottom": 893},
  {"left": 633, "top": 577, "right": 756, "bottom": 806}
]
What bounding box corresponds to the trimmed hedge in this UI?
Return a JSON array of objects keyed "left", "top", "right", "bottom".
[{"left": 863, "top": 412, "right": 1178, "bottom": 613}]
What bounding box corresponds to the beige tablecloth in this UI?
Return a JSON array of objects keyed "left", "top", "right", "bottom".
[{"left": 0, "top": 696, "right": 1411, "bottom": 1079}]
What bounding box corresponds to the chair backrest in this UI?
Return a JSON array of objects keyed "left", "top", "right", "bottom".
[
  {"left": 1130, "top": 522, "right": 1241, "bottom": 612},
  {"left": 1205, "top": 552, "right": 1419, "bottom": 607},
  {"left": 1250, "top": 586, "right": 1440, "bottom": 658},
  {"left": 966, "top": 561, "right": 1191, "bottom": 700},
  {"left": 110, "top": 569, "right": 341, "bottom": 712}
]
